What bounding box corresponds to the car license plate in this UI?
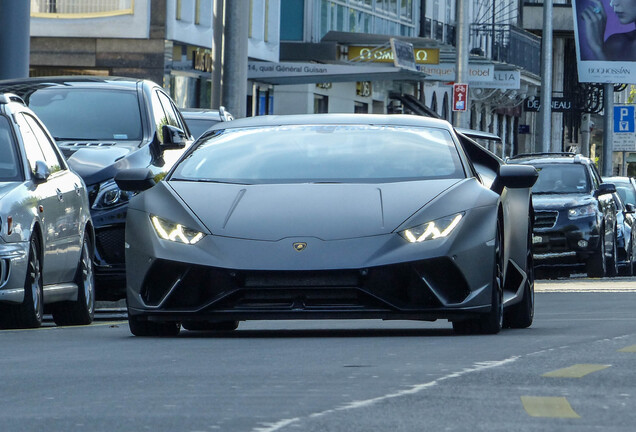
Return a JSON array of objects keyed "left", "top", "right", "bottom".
[{"left": 532, "top": 235, "right": 543, "bottom": 244}]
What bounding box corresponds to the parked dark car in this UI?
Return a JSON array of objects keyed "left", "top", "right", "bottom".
[
  {"left": 0, "top": 93, "right": 95, "bottom": 328},
  {"left": 508, "top": 153, "right": 617, "bottom": 278},
  {"left": 180, "top": 107, "right": 233, "bottom": 139},
  {"left": 604, "top": 176, "right": 636, "bottom": 206},
  {"left": 0, "top": 77, "right": 194, "bottom": 300},
  {"left": 604, "top": 176, "right": 636, "bottom": 275}
]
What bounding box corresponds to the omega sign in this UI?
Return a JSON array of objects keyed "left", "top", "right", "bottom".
[
  {"left": 524, "top": 97, "right": 574, "bottom": 113},
  {"left": 347, "top": 46, "right": 440, "bottom": 65}
]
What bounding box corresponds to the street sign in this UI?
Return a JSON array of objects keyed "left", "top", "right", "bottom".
[
  {"left": 614, "top": 105, "right": 636, "bottom": 152},
  {"left": 389, "top": 38, "right": 417, "bottom": 71},
  {"left": 614, "top": 105, "right": 635, "bottom": 133},
  {"left": 452, "top": 83, "right": 468, "bottom": 112}
]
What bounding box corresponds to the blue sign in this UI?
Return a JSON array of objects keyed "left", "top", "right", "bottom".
[{"left": 614, "top": 106, "right": 635, "bottom": 133}]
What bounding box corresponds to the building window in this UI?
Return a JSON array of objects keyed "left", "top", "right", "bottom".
[
  {"left": 318, "top": 0, "right": 416, "bottom": 39},
  {"left": 31, "top": 0, "right": 135, "bottom": 18},
  {"left": 195, "top": 0, "right": 200, "bottom": 24},
  {"left": 354, "top": 102, "right": 368, "bottom": 113},
  {"left": 176, "top": 0, "right": 182, "bottom": 20},
  {"left": 314, "top": 94, "right": 329, "bottom": 113},
  {"left": 281, "top": 0, "right": 304, "bottom": 40}
]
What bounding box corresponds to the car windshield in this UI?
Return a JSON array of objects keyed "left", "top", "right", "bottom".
[
  {"left": 616, "top": 184, "right": 636, "bottom": 206},
  {"left": 532, "top": 163, "right": 590, "bottom": 194},
  {"left": 26, "top": 88, "right": 143, "bottom": 141},
  {"left": 0, "top": 116, "right": 22, "bottom": 182},
  {"left": 170, "top": 124, "right": 465, "bottom": 184},
  {"left": 184, "top": 117, "right": 219, "bottom": 139}
]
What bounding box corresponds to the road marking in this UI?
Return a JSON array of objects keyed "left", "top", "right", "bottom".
[
  {"left": 0, "top": 321, "right": 127, "bottom": 333},
  {"left": 618, "top": 345, "right": 636, "bottom": 352},
  {"left": 542, "top": 364, "right": 610, "bottom": 378},
  {"left": 253, "top": 356, "right": 519, "bottom": 432},
  {"left": 521, "top": 396, "right": 580, "bottom": 418}
]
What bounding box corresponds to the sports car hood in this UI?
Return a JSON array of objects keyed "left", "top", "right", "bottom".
[
  {"left": 532, "top": 193, "right": 595, "bottom": 210},
  {"left": 60, "top": 141, "right": 150, "bottom": 185},
  {"left": 168, "top": 179, "right": 462, "bottom": 241}
]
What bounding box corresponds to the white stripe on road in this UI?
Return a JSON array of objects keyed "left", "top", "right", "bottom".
[
  {"left": 252, "top": 356, "right": 519, "bottom": 432},
  {"left": 536, "top": 278, "right": 636, "bottom": 293}
]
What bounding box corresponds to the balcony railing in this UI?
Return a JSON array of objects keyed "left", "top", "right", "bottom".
[
  {"left": 470, "top": 24, "right": 541, "bottom": 76},
  {"left": 523, "top": 0, "right": 571, "bottom": 5},
  {"left": 31, "top": 0, "right": 134, "bottom": 18}
]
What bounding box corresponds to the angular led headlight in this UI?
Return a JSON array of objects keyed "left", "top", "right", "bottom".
[
  {"left": 150, "top": 215, "right": 205, "bottom": 244},
  {"left": 399, "top": 213, "right": 464, "bottom": 243},
  {"left": 568, "top": 204, "right": 596, "bottom": 220}
]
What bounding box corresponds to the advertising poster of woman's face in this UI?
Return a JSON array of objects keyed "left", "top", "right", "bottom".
[{"left": 573, "top": 0, "right": 636, "bottom": 82}]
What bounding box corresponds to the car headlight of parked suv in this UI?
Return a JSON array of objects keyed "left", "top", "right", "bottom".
[
  {"left": 568, "top": 203, "right": 597, "bottom": 220},
  {"left": 92, "top": 179, "right": 137, "bottom": 210}
]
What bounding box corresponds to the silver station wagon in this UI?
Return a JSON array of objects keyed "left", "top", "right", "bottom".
[{"left": 0, "top": 94, "right": 94, "bottom": 328}]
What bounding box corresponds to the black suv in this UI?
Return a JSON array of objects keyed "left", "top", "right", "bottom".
[
  {"left": 0, "top": 76, "right": 194, "bottom": 299},
  {"left": 508, "top": 153, "right": 617, "bottom": 277}
]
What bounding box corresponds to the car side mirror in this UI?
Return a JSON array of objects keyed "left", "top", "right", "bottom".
[
  {"left": 497, "top": 164, "right": 538, "bottom": 189},
  {"left": 114, "top": 168, "right": 156, "bottom": 192},
  {"left": 595, "top": 182, "right": 617, "bottom": 197},
  {"left": 625, "top": 203, "right": 636, "bottom": 214},
  {"left": 32, "top": 160, "right": 50, "bottom": 183},
  {"left": 160, "top": 124, "right": 187, "bottom": 150}
]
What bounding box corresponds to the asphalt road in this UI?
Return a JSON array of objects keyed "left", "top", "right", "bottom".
[{"left": 1, "top": 277, "right": 635, "bottom": 432}]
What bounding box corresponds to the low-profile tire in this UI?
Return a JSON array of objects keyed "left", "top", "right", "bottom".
[
  {"left": 128, "top": 315, "right": 181, "bottom": 337},
  {"left": 586, "top": 233, "right": 606, "bottom": 278},
  {"left": 0, "top": 235, "right": 44, "bottom": 329},
  {"left": 453, "top": 220, "right": 503, "bottom": 335},
  {"left": 606, "top": 232, "right": 618, "bottom": 277},
  {"left": 504, "top": 220, "right": 534, "bottom": 329},
  {"left": 51, "top": 234, "right": 96, "bottom": 326},
  {"left": 182, "top": 320, "right": 239, "bottom": 331}
]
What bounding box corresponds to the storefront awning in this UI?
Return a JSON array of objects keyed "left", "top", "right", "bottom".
[{"left": 248, "top": 61, "right": 428, "bottom": 85}]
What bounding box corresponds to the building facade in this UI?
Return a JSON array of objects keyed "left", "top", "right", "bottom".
[{"left": 29, "top": 0, "right": 280, "bottom": 110}]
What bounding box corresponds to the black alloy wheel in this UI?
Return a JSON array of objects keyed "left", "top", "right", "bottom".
[
  {"left": 586, "top": 229, "right": 606, "bottom": 278},
  {"left": 504, "top": 217, "right": 534, "bottom": 329},
  {"left": 606, "top": 229, "right": 619, "bottom": 277}
]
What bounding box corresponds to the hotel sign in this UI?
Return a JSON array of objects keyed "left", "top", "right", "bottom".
[{"left": 348, "top": 46, "right": 440, "bottom": 65}]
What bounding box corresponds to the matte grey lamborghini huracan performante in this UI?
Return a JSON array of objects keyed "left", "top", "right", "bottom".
[{"left": 115, "top": 114, "right": 538, "bottom": 336}]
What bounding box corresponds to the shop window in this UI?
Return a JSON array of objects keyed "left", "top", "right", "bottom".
[
  {"left": 354, "top": 102, "right": 369, "bottom": 113},
  {"left": 314, "top": 94, "right": 329, "bottom": 113}
]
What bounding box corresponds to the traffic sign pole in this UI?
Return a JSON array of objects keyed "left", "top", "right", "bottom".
[{"left": 603, "top": 84, "right": 614, "bottom": 176}]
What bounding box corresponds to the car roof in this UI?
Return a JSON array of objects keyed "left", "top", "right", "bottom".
[
  {"left": 180, "top": 108, "right": 223, "bottom": 121},
  {"left": 204, "top": 113, "right": 454, "bottom": 132},
  {"left": 602, "top": 176, "right": 634, "bottom": 183},
  {"left": 507, "top": 152, "right": 591, "bottom": 165},
  {"left": 0, "top": 76, "right": 148, "bottom": 93}
]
